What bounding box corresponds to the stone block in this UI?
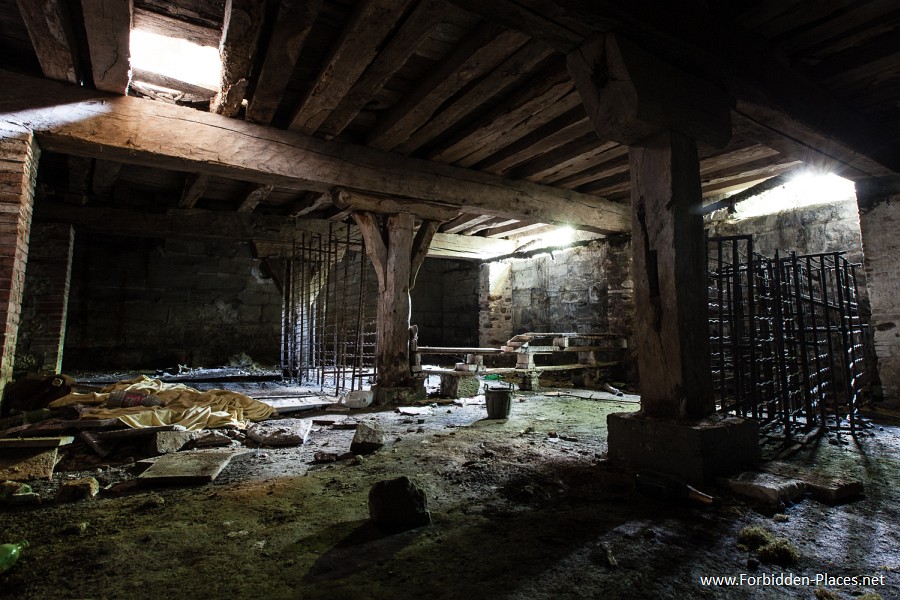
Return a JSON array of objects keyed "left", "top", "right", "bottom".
[
  {"left": 721, "top": 471, "right": 806, "bottom": 506},
  {"left": 151, "top": 430, "right": 198, "bottom": 454},
  {"left": 350, "top": 420, "right": 385, "bottom": 454},
  {"left": 607, "top": 412, "right": 760, "bottom": 486},
  {"left": 247, "top": 418, "right": 312, "bottom": 446},
  {"left": 368, "top": 476, "right": 431, "bottom": 532},
  {"left": 439, "top": 373, "right": 480, "bottom": 398},
  {"left": 56, "top": 477, "right": 100, "bottom": 503}
]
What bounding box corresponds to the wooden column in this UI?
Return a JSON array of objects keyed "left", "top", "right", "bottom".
[
  {"left": 629, "top": 130, "right": 714, "bottom": 419},
  {"left": 0, "top": 126, "right": 38, "bottom": 398},
  {"left": 353, "top": 210, "right": 438, "bottom": 400}
]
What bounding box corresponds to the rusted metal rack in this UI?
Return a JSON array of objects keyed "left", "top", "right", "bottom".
[
  {"left": 281, "top": 226, "right": 377, "bottom": 393},
  {"left": 708, "top": 235, "right": 869, "bottom": 436}
]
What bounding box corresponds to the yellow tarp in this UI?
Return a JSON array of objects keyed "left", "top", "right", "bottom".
[{"left": 49, "top": 376, "right": 276, "bottom": 430}]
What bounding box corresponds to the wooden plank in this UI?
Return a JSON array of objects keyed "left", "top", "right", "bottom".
[
  {"left": 318, "top": 0, "right": 447, "bottom": 138},
  {"left": 132, "top": 7, "right": 220, "bottom": 48},
  {"left": 288, "top": 0, "right": 416, "bottom": 135},
  {"left": 367, "top": 22, "right": 530, "bottom": 151},
  {"left": 245, "top": 0, "right": 321, "bottom": 125},
  {"left": 446, "top": 0, "right": 586, "bottom": 51},
  {"left": 212, "top": 0, "right": 266, "bottom": 117},
  {"left": 395, "top": 40, "right": 556, "bottom": 155},
  {"left": 0, "top": 436, "right": 74, "bottom": 448},
  {"left": 15, "top": 0, "right": 81, "bottom": 83},
  {"left": 179, "top": 172, "right": 209, "bottom": 209},
  {"left": 568, "top": 33, "right": 731, "bottom": 148},
  {"left": 517, "top": 137, "right": 621, "bottom": 183},
  {"left": 459, "top": 217, "right": 516, "bottom": 235},
  {"left": 426, "top": 232, "right": 515, "bottom": 260},
  {"left": 417, "top": 346, "right": 502, "bottom": 354},
  {"left": 288, "top": 191, "right": 331, "bottom": 217},
  {"left": 37, "top": 202, "right": 349, "bottom": 244},
  {"left": 545, "top": 152, "right": 630, "bottom": 189},
  {"left": 483, "top": 221, "right": 545, "bottom": 238},
  {"left": 237, "top": 183, "right": 273, "bottom": 213},
  {"left": 81, "top": 0, "right": 133, "bottom": 94},
  {"left": 440, "top": 213, "right": 492, "bottom": 234},
  {"left": 1, "top": 70, "right": 629, "bottom": 232}
]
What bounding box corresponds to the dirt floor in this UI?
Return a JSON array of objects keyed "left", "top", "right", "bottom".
[{"left": 1, "top": 374, "right": 898, "bottom": 600}]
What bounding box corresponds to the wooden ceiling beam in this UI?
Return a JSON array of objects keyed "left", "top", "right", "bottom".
[
  {"left": 514, "top": 137, "right": 621, "bottom": 182},
  {"left": 288, "top": 0, "right": 416, "bottom": 136},
  {"left": 132, "top": 8, "right": 220, "bottom": 48},
  {"left": 81, "top": 0, "right": 133, "bottom": 94},
  {"left": 91, "top": 159, "right": 121, "bottom": 197},
  {"left": 1, "top": 69, "right": 629, "bottom": 233},
  {"left": 547, "top": 153, "right": 630, "bottom": 190},
  {"left": 426, "top": 60, "right": 575, "bottom": 165},
  {"left": 474, "top": 107, "right": 593, "bottom": 175},
  {"left": 179, "top": 173, "right": 210, "bottom": 209},
  {"left": 367, "top": 22, "right": 530, "bottom": 152},
  {"left": 439, "top": 213, "right": 493, "bottom": 234},
  {"left": 288, "top": 191, "right": 331, "bottom": 217},
  {"left": 15, "top": 0, "right": 82, "bottom": 84},
  {"left": 237, "top": 183, "right": 274, "bottom": 212},
  {"left": 332, "top": 187, "right": 460, "bottom": 222},
  {"left": 395, "top": 40, "right": 556, "bottom": 155},
  {"left": 483, "top": 221, "right": 546, "bottom": 239},
  {"left": 318, "top": 0, "right": 447, "bottom": 138},
  {"left": 212, "top": 0, "right": 266, "bottom": 118},
  {"left": 245, "top": 0, "right": 321, "bottom": 125}
]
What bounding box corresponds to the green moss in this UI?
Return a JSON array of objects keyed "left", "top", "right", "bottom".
[
  {"left": 857, "top": 594, "right": 882, "bottom": 600},
  {"left": 813, "top": 588, "right": 840, "bottom": 600},
  {"left": 757, "top": 538, "right": 800, "bottom": 566},
  {"left": 738, "top": 525, "right": 775, "bottom": 550}
]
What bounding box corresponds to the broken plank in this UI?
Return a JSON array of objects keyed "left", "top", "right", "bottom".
[
  {"left": 212, "top": 0, "right": 265, "bottom": 117},
  {"left": 15, "top": 0, "right": 82, "bottom": 84},
  {"left": 81, "top": 0, "right": 133, "bottom": 94},
  {"left": 95, "top": 425, "right": 176, "bottom": 440}
]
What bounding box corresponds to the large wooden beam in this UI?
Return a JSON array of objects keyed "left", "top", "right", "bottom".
[
  {"left": 237, "top": 183, "right": 273, "bottom": 212},
  {"left": 567, "top": 33, "right": 731, "bottom": 148},
  {"left": 212, "top": 0, "right": 266, "bottom": 117},
  {"left": 332, "top": 187, "right": 460, "bottom": 222},
  {"left": 245, "top": 0, "right": 321, "bottom": 125},
  {"left": 81, "top": 0, "right": 133, "bottom": 94},
  {"left": 36, "top": 202, "right": 346, "bottom": 243},
  {"left": 288, "top": 0, "right": 415, "bottom": 136},
  {"left": 15, "top": 0, "right": 82, "bottom": 84},
  {"left": 179, "top": 173, "right": 209, "bottom": 209},
  {"left": 1, "top": 69, "right": 629, "bottom": 233}
]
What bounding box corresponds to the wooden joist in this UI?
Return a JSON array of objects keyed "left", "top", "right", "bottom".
[
  {"left": 440, "top": 214, "right": 493, "bottom": 234},
  {"left": 212, "top": 0, "right": 266, "bottom": 118},
  {"left": 318, "top": 0, "right": 447, "bottom": 138},
  {"left": 516, "top": 137, "right": 622, "bottom": 183},
  {"left": 1, "top": 69, "right": 629, "bottom": 233},
  {"left": 15, "top": 0, "right": 81, "bottom": 84},
  {"left": 332, "top": 187, "right": 460, "bottom": 222},
  {"left": 91, "top": 159, "right": 122, "bottom": 196},
  {"left": 289, "top": 0, "right": 416, "bottom": 136},
  {"left": 237, "top": 183, "right": 274, "bottom": 213},
  {"left": 367, "top": 22, "right": 530, "bottom": 152},
  {"left": 179, "top": 173, "right": 210, "bottom": 209},
  {"left": 395, "top": 40, "right": 556, "bottom": 155},
  {"left": 245, "top": 0, "right": 321, "bottom": 125},
  {"left": 483, "top": 221, "right": 546, "bottom": 239},
  {"left": 81, "top": 0, "right": 133, "bottom": 94}
]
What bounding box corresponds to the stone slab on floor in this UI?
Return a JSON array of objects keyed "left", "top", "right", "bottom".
[
  {"left": 607, "top": 412, "right": 761, "bottom": 486},
  {"left": 0, "top": 447, "right": 59, "bottom": 480},
  {"left": 247, "top": 418, "right": 312, "bottom": 446},
  {"left": 762, "top": 461, "right": 864, "bottom": 504},
  {"left": 0, "top": 436, "right": 74, "bottom": 448},
  {"left": 721, "top": 471, "right": 807, "bottom": 505},
  {"left": 138, "top": 449, "right": 249, "bottom": 485}
]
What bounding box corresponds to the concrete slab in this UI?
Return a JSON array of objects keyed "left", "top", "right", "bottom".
[
  {"left": 722, "top": 471, "right": 807, "bottom": 505},
  {"left": 138, "top": 449, "right": 249, "bottom": 485},
  {"left": 0, "top": 448, "right": 59, "bottom": 480},
  {"left": 763, "top": 461, "right": 864, "bottom": 504},
  {"left": 607, "top": 412, "right": 760, "bottom": 486},
  {"left": 0, "top": 436, "right": 73, "bottom": 448}
]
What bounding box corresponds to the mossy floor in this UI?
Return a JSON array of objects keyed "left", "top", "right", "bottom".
[{"left": 2, "top": 385, "right": 898, "bottom": 599}]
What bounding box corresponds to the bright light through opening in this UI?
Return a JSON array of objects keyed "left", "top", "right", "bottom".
[
  {"left": 130, "top": 29, "right": 221, "bottom": 89},
  {"left": 732, "top": 172, "right": 856, "bottom": 220},
  {"left": 544, "top": 226, "right": 574, "bottom": 247}
]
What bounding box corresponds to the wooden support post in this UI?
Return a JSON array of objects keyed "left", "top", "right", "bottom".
[
  {"left": 629, "top": 130, "right": 714, "bottom": 420},
  {"left": 353, "top": 211, "right": 436, "bottom": 402}
]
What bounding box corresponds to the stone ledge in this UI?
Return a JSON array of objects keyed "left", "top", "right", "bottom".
[{"left": 607, "top": 411, "right": 760, "bottom": 486}]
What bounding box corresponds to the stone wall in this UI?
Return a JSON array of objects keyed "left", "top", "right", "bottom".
[
  {"left": 64, "top": 236, "right": 282, "bottom": 370},
  {"left": 411, "top": 258, "right": 479, "bottom": 347}
]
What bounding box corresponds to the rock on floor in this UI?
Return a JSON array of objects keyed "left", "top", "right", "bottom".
[
  {"left": 368, "top": 476, "right": 432, "bottom": 532},
  {"left": 247, "top": 419, "right": 312, "bottom": 446},
  {"left": 350, "top": 420, "right": 385, "bottom": 454}
]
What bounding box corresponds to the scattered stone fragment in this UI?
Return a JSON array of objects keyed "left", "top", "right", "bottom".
[
  {"left": 151, "top": 430, "right": 198, "bottom": 454},
  {"left": 723, "top": 472, "right": 806, "bottom": 506},
  {"left": 368, "top": 476, "right": 432, "bottom": 532},
  {"left": 61, "top": 522, "right": 89, "bottom": 536},
  {"left": 548, "top": 431, "right": 559, "bottom": 438},
  {"left": 56, "top": 477, "right": 100, "bottom": 503},
  {"left": 194, "top": 430, "right": 237, "bottom": 448},
  {"left": 313, "top": 451, "right": 339, "bottom": 463},
  {"left": 763, "top": 461, "right": 864, "bottom": 504},
  {"left": 247, "top": 419, "right": 312, "bottom": 446},
  {"left": 773, "top": 513, "right": 789, "bottom": 523},
  {"left": 350, "top": 420, "right": 385, "bottom": 454}
]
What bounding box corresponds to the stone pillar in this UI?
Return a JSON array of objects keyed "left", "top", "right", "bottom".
[
  {"left": 15, "top": 223, "right": 74, "bottom": 375},
  {"left": 856, "top": 175, "right": 900, "bottom": 408},
  {"left": 0, "top": 127, "right": 38, "bottom": 396}
]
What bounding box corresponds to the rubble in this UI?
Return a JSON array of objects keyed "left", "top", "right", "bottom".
[
  {"left": 55, "top": 477, "right": 99, "bottom": 503},
  {"left": 368, "top": 476, "right": 432, "bottom": 532},
  {"left": 350, "top": 420, "right": 385, "bottom": 454},
  {"left": 247, "top": 419, "right": 312, "bottom": 446}
]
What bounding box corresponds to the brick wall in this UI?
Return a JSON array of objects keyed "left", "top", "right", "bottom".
[
  {"left": 64, "top": 236, "right": 282, "bottom": 370},
  {"left": 0, "top": 128, "right": 38, "bottom": 391},
  {"left": 14, "top": 222, "right": 73, "bottom": 375}
]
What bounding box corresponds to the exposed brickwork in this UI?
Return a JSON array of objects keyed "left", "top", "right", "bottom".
[
  {"left": 15, "top": 223, "right": 74, "bottom": 375},
  {"left": 0, "top": 128, "right": 38, "bottom": 393},
  {"left": 857, "top": 183, "right": 900, "bottom": 407}
]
